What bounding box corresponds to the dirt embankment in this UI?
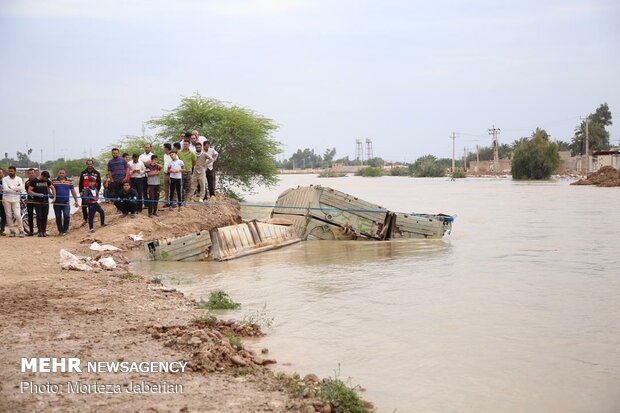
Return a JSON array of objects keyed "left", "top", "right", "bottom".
[
  {"left": 0, "top": 199, "right": 342, "bottom": 413},
  {"left": 571, "top": 166, "right": 620, "bottom": 187}
]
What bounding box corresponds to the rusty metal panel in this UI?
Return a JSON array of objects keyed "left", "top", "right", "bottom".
[
  {"left": 393, "top": 213, "right": 451, "bottom": 239},
  {"left": 304, "top": 217, "right": 359, "bottom": 241},
  {"left": 144, "top": 230, "right": 212, "bottom": 261},
  {"left": 210, "top": 222, "right": 301, "bottom": 261},
  {"left": 265, "top": 214, "right": 309, "bottom": 239},
  {"left": 317, "top": 187, "right": 388, "bottom": 224},
  {"left": 272, "top": 185, "right": 321, "bottom": 216},
  {"left": 271, "top": 185, "right": 453, "bottom": 241}
]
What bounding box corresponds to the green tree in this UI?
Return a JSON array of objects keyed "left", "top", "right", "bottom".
[
  {"left": 50, "top": 158, "right": 100, "bottom": 178},
  {"left": 410, "top": 155, "right": 447, "bottom": 177},
  {"left": 322, "top": 148, "right": 337, "bottom": 168},
  {"left": 570, "top": 103, "right": 613, "bottom": 155},
  {"left": 148, "top": 94, "right": 281, "bottom": 191},
  {"left": 511, "top": 128, "right": 560, "bottom": 180}
]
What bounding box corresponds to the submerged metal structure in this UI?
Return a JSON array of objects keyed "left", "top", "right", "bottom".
[
  {"left": 271, "top": 185, "right": 453, "bottom": 240},
  {"left": 144, "top": 221, "right": 300, "bottom": 262}
]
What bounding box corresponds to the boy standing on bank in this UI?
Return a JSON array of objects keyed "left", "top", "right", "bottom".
[{"left": 82, "top": 177, "right": 106, "bottom": 232}]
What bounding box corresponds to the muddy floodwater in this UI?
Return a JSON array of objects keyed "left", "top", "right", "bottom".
[{"left": 134, "top": 175, "right": 620, "bottom": 412}]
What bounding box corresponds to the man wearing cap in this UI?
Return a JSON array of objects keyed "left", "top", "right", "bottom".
[{"left": 28, "top": 171, "right": 55, "bottom": 237}]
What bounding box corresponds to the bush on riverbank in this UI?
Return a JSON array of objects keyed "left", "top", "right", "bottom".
[
  {"left": 410, "top": 155, "right": 448, "bottom": 177},
  {"left": 511, "top": 128, "right": 559, "bottom": 180},
  {"left": 389, "top": 166, "right": 410, "bottom": 176},
  {"left": 452, "top": 169, "right": 466, "bottom": 178},
  {"left": 199, "top": 290, "right": 241, "bottom": 310},
  {"left": 319, "top": 378, "right": 373, "bottom": 413},
  {"left": 355, "top": 167, "right": 384, "bottom": 177},
  {"left": 319, "top": 168, "right": 347, "bottom": 177}
]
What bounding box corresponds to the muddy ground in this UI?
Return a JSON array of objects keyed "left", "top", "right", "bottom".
[
  {"left": 0, "top": 200, "right": 336, "bottom": 413},
  {"left": 571, "top": 165, "right": 620, "bottom": 187}
]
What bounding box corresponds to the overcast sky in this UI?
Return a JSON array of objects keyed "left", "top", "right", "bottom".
[{"left": 1, "top": 0, "right": 618, "bottom": 163}]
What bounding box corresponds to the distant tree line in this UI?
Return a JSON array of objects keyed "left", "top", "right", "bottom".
[{"left": 0, "top": 152, "right": 101, "bottom": 178}]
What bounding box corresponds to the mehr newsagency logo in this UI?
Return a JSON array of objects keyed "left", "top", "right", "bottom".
[{"left": 20, "top": 357, "right": 186, "bottom": 394}]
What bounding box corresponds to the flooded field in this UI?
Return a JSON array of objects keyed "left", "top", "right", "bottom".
[{"left": 134, "top": 175, "right": 620, "bottom": 412}]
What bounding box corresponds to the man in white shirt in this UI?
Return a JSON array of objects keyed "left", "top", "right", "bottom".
[
  {"left": 204, "top": 140, "right": 219, "bottom": 199},
  {"left": 190, "top": 142, "right": 213, "bottom": 201},
  {"left": 1, "top": 165, "right": 25, "bottom": 237},
  {"left": 192, "top": 130, "right": 207, "bottom": 144},
  {"left": 162, "top": 143, "right": 173, "bottom": 208},
  {"left": 129, "top": 153, "right": 146, "bottom": 212},
  {"left": 167, "top": 151, "right": 185, "bottom": 209},
  {"left": 139, "top": 143, "right": 154, "bottom": 209}
]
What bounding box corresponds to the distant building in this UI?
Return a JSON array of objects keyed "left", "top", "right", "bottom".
[{"left": 592, "top": 150, "right": 620, "bottom": 170}]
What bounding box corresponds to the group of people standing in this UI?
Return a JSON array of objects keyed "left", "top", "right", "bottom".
[
  {"left": 0, "top": 166, "right": 80, "bottom": 237},
  {"left": 105, "top": 130, "right": 219, "bottom": 215},
  {"left": 0, "top": 130, "right": 219, "bottom": 237}
]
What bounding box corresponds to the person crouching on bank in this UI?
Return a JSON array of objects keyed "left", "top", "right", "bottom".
[{"left": 115, "top": 181, "right": 139, "bottom": 216}]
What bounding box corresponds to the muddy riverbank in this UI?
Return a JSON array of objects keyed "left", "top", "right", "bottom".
[{"left": 0, "top": 200, "right": 365, "bottom": 412}]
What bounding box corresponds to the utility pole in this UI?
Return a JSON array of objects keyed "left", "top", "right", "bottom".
[
  {"left": 476, "top": 144, "right": 480, "bottom": 174},
  {"left": 463, "top": 147, "right": 467, "bottom": 171},
  {"left": 450, "top": 132, "right": 456, "bottom": 173},
  {"left": 488, "top": 125, "right": 500, "bottom": 173},
  {"left": 585, "top": 115, "right": 590, "bottom": 174}
]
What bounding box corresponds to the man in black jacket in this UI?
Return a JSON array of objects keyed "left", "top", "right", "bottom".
[
  {"left": 24, "top": 168, "right": 38, "bottom": 236},
  {"left": 78, "top": 160, "right": 102, "bottom": 222},
  {"left": 114, "top": 182, "right": 139, "bottom": 216}
]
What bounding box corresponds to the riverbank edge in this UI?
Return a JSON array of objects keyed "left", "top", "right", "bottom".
[{"left": 0, "top": 201, "right": 372, "bottom": 413}]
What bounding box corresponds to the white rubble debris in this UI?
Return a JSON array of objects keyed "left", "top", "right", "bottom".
[
  {"left": 59, "top": 249, "right": 94, "bottom": 271},
  {"left": 89, "top": 241, "right": 121, "bottom": 252},
  {"left": 129, "top": 232, "right": 144, "bottom": 241},
  {"left": 98, "top": 257, "right": 117, "bottom": 270}
]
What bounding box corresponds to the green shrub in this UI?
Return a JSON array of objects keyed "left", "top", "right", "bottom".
[
  {"left": 410, "top": 155, "right": 447, "bottom": 177},
  {"left": 452, "top": 169, "right": 466, "bottom": 178},
  {"left": 192, "top": 314, "right": 217, "bottom": 326},
  {"left": 199, "top": 290, "right": 241, "bottom": 310},
  {"left": 511, "top": 128, "right": 560, "bottom": 180},
  {"left": 355, "top": 167, "right": 384, "bottom": 177},
  {"left": 389, "top": 166, "right": 410, "bottom": 176},
  {"left": 319, "top": 168, "right": 347, "bottom": 178},
  {"left": 227, "top": 333, "right": 243, "bottom": 349},
  {"left": 319, "top": 378, "right": 372, "bottom": 413}
]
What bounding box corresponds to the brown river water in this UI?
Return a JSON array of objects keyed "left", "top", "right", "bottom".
[{"left": 134, "top": 175, "right": 620, "bottom": 412}]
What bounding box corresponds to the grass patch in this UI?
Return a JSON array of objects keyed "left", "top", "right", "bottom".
[
  {"left": 355, "top": 167, "right": 384, "bottom": 177},
  {"left": 198, "top": 290, "right": 241, "bottom": 310},
  {"left": 389, "top": 166, "right": 410, "bottom": 176},
  {"left": 318, "top": 168, "right": 347, "bottom": 178},
  {"left": 241, "top": 304, "right": 274, "bottom": 329},
  {"left": 120, "top": 272, "right": 139, "bottom": 280},
  {"left": 319, "top": 378, "right": 372, "bottom": 413},
  {"left": 191, "top": 314, "right": 217, "bottom": 327},
  {"left": 452, "top": 169, "right": 467, "bottom": 178},
  {"left": 276, "top": 372, "right": 307, "bottom": 398},
  {"left": 227, "top": 333, "right": 243, "bottom": 350}
]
